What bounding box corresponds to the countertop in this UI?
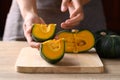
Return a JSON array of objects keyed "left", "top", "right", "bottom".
[{"left": 0, "top": 41, "right": 120, "bottom": 80}]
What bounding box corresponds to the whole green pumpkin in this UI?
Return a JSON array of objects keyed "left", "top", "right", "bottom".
[
  {"left": 94, "top": 29, "right": 117, "bottom": 41},
  {"left": 95, "top": 34, "right": 120, "bottom": 58}
]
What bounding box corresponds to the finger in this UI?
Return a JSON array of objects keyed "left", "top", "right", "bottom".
[
  {"left": 72, "top": 0, "right": 81, "bottom": 9},
  {"left": 61, "top": 22, "right": 80, "bottom": 29},
  {"left": 28, "top": 41, "right": 40, "bottom": 49},
  {"left": 70, "top": 7, "right": 83, "bottom": 18},
  {"left": 23, "top": 24, "right": 40, "bottom": 49},
  {"left": 25, "top": 31, "right": 40, "bottom": 49},
  {"left": 69, "top": 0, "right": 83, "bottom": 18},
  {"left": 61, "top": 0, "right": 70, "bottom": 12},
  {"left": 66, "top": 13, "right": 84, "bottom": 24}
]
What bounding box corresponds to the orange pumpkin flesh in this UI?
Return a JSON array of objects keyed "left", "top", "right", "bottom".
[
  {"left": 41, "top": 38, "right": 65, "bottom": 64},
  {"left": 57, "top": 30, "right": 95, "bottom": 53},
  {"left": 32, "top": 24, "right": 56, "bottom": 42}
]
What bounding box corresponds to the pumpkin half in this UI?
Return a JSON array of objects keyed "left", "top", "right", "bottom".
[
  {"left": 32, "top": 24, "right": 56, "bottom": 42},
  {"left": 57, "top": 30, "right": 95, "bottom": 53},
  {"left": 41, "top": 38, "right": 65, "bottom": 64}
]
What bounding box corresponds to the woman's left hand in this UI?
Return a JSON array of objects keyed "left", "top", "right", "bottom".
[{"left": 61, "top": 0, "right": 84, "bottom": 29}]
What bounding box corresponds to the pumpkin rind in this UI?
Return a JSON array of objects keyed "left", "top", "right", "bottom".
[
  {"left": 41, "top": 38, "right": 65, "bottom": 64},
  {"left": 57, "top": 30, "right": 95, "bottom": 53},
  {"left": 32, "top": 24, "right": 56, "bottom": 42},
  {"left": 94, "top": 29, "right": 117, "bottom": 42},
  {"left": 95, "top": 35, "right": 120, "bottom": 58}
]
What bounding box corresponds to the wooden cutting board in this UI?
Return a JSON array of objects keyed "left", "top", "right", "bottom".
[{"left": 15, "top": 47, "right": 104, "bottom": 73}]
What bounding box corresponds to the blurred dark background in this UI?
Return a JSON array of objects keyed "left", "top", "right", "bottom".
[{"left": 0, "top": 0, "right": 120, "bottom": 40}]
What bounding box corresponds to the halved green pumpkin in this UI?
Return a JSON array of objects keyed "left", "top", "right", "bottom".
[
  {"left": 41, "top": 38, "right": 65, "bottom": 64},
  {"left": 57, "top": 30, "right": 95, "bottom": 53},
  {"left": 32, "top": 24, "right": 56, "bottom": 42}
]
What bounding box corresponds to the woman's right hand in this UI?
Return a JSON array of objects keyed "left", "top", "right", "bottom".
[{"left": 23, "top": 13, "right": 45, "bottom": 49}]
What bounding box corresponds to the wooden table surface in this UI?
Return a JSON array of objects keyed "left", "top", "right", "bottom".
[{"left": 0, "top": 41, "right": 120, "bottom": 80}]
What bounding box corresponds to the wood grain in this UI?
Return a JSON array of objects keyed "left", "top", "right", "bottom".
[
  {"left": 1, "top": 41, "right": 120, "bottom": 80},
  {"left": 15, "top": 47, "right": 104, "bottom": 73}
]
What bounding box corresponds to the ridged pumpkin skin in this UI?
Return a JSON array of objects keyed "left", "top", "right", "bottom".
[
  {"left": 95, "top": 35, "right": 120, "bottom": 58},
  {"left": 32, "top": 24, "right": 56, "bottom": 42},
  {"left": 41, "top": 38, "right": 65, "bottom": 64},
  {"left": 57, "top": 30, "right": 95, "bottom": 53},
  {"left": 94, "top": 29, "right": 117, "bottom": 41}
]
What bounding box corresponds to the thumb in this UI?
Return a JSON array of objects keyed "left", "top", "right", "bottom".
[
  {"left": 38, "top": 17, "right": 46, "bottom": 24},
  {"left": 61, "top": 0, "right": 70, "bottom": 12}
]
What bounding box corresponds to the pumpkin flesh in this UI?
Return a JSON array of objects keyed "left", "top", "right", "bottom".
[
  {"left": 75, "top": 30, "right": 95, "bottom": 52},
  {"left": 57, "top": 30, "right": 95, "bottom": 53},
  {"left": 41, "top": 38, "right": 65, "bottom": 64},
  {"left": 32, "top": 24, "right": 56, "bottom": 42},
  {"left": 57, "top": 32, "right": 75, "bottom": 52}
]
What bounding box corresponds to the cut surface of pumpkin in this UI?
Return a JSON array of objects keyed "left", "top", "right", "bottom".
[
  {"left": 41, "top": 38, "right": 65, "bottom": 64},
  {"left": 32, "top": 24, "right": 56, "bottom": 42},
  {"left": 57, "top": 30, "right": 95, "bottom": 53}
]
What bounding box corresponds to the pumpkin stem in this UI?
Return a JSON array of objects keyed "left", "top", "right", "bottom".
[
  {"left": 100, "top": 32, "right": 107, "bottom": 36},
  {"left": 72, "top": 29, "right": 79, "bottom": 33}
]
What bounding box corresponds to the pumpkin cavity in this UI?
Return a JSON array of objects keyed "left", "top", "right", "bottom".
[
  {"left": 41, "top": 38, "right": 65, "bottom": 64},
  {"left": 47, "top": 39, "right": 61, "bottom": 51},
  {"left": 32, "top": 24, "right": 56, "bottom": 42},
  {"left": 57, "top": 29, "right": 95, "bottom": 53}
]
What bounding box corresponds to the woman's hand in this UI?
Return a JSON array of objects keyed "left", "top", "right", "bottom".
[
  {"left": 23, "top": 13, "right": 45, "bottom": 49},
  {"left": 61, "top": 0, "right": 89, "bottom": 29}
]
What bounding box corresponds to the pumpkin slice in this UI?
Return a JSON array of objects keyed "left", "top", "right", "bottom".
[
  {"left": 57, "top": 30, "right": 95, "bottom": 53},
  {"left": 32, "top": 24, "right": 56, "bottom": 42},
  {"left": 41, "top": 38, "right": 65, "bottom": 64}
]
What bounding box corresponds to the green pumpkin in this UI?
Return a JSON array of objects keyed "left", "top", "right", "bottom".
[
  {"left": 95, "top": 34, "right": 120, "bottom": 58},
  {"left": 94, "top": 29, "right": 117, "bottom": 41},
  {"left": 40, "top": 38, "right": 65, "bottom": 64},
  {"left": 32, "top": 24, "right": 56, "bottom": 42},
  {"left": 57, "top": 29, "right": 95, "bottom": 53}
]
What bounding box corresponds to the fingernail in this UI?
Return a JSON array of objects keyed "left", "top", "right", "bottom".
[
  {"left": 61, "top": 6, "right": 67, "bottom": 12},
  {"left": 61, "top": 7, "right": 65, "bottom": 12}
]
